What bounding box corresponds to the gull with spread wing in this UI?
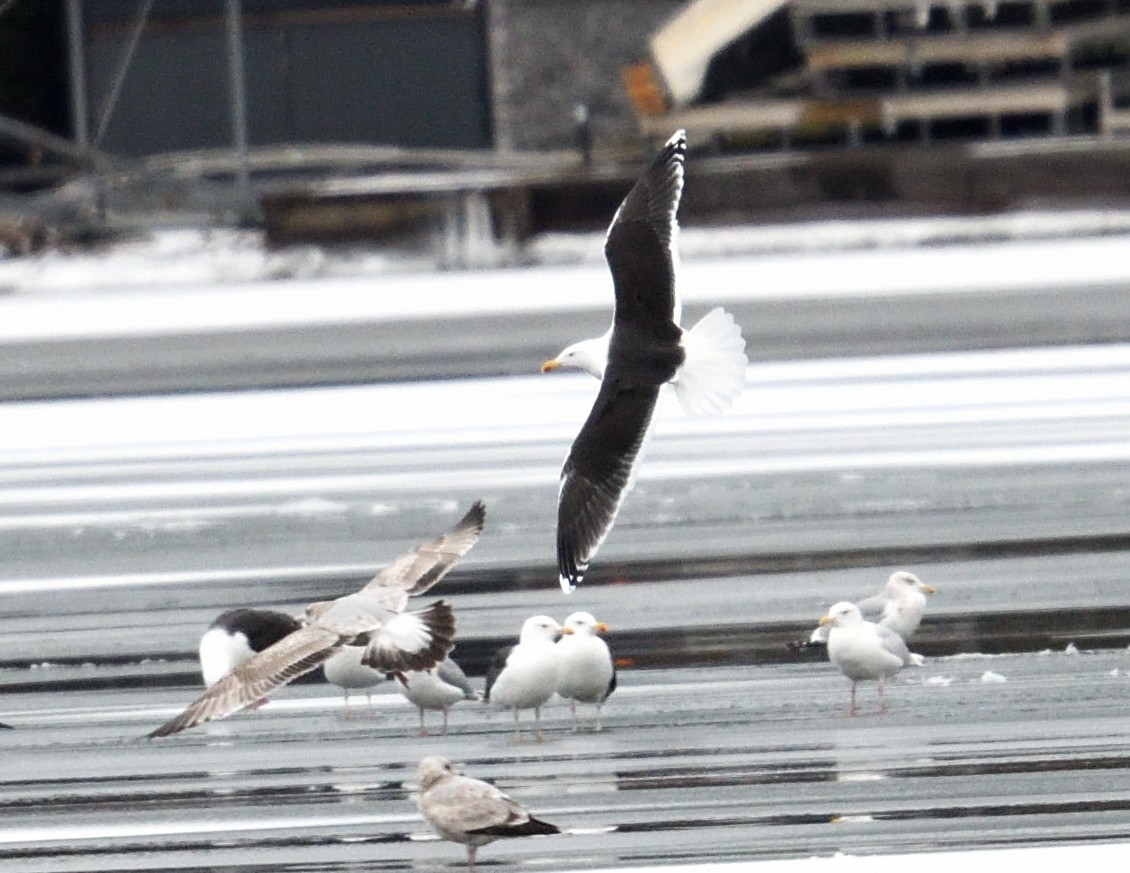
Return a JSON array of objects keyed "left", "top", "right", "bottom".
[
  {"left": 147, "top": 501, "right": 486, "bottom": 738},
  {"left": 542, "top": 130, "right": 747, "bottom": 592}
]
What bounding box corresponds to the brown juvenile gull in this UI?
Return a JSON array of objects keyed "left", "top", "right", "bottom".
[
  {"left": 555, "top": 611, "right": 616, "bottom": 732},
  {"left": 416, "top": 755, "right": 559, "bottom": 873},
  {"left": 394, "top": 656, "right": 480, "bottom": 736},
  {"left": 484, "top": 615, "right": 568, "bottom": 741},
  {"left": 541, "top": 129, "right": 747, "bottom": 592},
  {"left": 819, "top": 601, "right": 912, "bottom": 716},
  {"left": 147, "top": 501, "right": 485, "bottom": 738}
]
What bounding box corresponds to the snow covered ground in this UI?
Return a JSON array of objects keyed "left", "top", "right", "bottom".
[
  {"left": 2, "top": 208, "right": 1130, "bottom": 872},
  {"left": 3, "top": 206, "right": 1130, "bottom": 300},
  {"left": 614, "top": 843, "right": 1129, "bottom": 872},
  {"left": 2, "top": 209, "right": 1130, "bottom": 343}
]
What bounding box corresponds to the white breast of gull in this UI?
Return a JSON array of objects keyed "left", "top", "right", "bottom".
[
  {"left": 484, "top": 615, "right": 567, "bottom": 741},
  {"left": 555, "top": 611, "right": 617, "bottom": 732},
  {"left": 819, "top": 601, "right": 912, "bottom": 716}
]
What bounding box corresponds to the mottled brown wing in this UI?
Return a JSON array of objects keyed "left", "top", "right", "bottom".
[
  {"left": 422, "top": 775, "right": 556, "bottom": 839},
  {"left": 147, "top": 625, "right": 341, "bottom": 738},
  {"left": 362, "top": 500, "right": 486, "bottom": 597}
]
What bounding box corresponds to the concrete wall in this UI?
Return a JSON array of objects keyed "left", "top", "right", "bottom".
[{"left": 486, "top": 0, "right": 684, "bottom": 153}]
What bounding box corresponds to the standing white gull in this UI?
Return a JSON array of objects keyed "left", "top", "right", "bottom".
[
  {"left": 395, "top": 656, "right": 479, "bottom": 735},
  {"left": 416, "top": 756, "right": 559, "bottom": 873},
  {"left": 322, "top": 644, "right": 387, "bottom": 715},
  {"left": 484, "top": 615, "right": 568, "bottom": 741},
  {"left": 555, "top": 611, "right": 616, "bottom": 732},
  {"left": 198, "top": 607, "right": 301, "bottom": 689},
  {"left": 862, "top": 571, "right": 936, "bottom": 640},
  {"left": 542, "top": 130, "right": 747, "bottom": 591},
  {"left": 147, "top": 500, "right": 485, "bottom": 738},
  {"left": 809, "top": 571, "right": 936, "bottom": 649},
  {"left": 819, "top": 601, "right": 912, "bottom": 716}
]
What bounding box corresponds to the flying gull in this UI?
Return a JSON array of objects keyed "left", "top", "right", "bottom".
[
  {"left": 147, "top": 500, "right": 485, "bottom": 738},
  {"left": 416, "top": 755, "right": 559, "bottom": 873},
  {"left": 819, "top": 601, "right": 911, "bottom": 716},
  {"left": 542, "top": 130, "right": 747, "bottom": 591},
  {"left": 555, "top": 611, "right": 616, "bottom": 732},
  {"left": 485, "top": 615, "right": 568, "bottom": 741},
  {"left": 198, "top": 607, "right": 301, "bottom": 689},
  {"left": 394, "top": 655, "right": 479, "bottom": 735}
]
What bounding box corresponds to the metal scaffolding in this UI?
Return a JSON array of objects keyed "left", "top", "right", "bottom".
[{"left": 2, "top": 0, "right": 253, "bottom": 214}]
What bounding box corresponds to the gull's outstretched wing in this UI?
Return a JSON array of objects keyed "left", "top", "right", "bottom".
[
  {"left": 557, "top": 384, "right": 658, "bottom": 591},
  {"left": 604, "top": 130, "right": 685, "bottom": 332},
  {"left": 147, "top": 624, "right": 340, "bottom": 738},
  {"left": 362, "top": 500, "right": 486, "bottom": 597}
]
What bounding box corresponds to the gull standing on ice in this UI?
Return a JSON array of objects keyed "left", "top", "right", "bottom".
[
  {"left": 322, "top": 644, "right": 387, "bottom": 715},
  {"left": 485, "top": 615, "right": 568, "bottom": 741},
  {"left": 810, "top": 571, "right": 936, "bottom": 644},
  {"left": 147, "top": 501, "right": 485, "bottom": 737},
  {"left": 415, "top": 756, "right": 559, "bottom": 873},
  {"left": 541, "top": 130, "right": 747, "bottom": 592},
  {"left": 555, "top": 611, "right": 616, "bottom": 731},
  {"left": 198, "top": 607, "right": 301, "bottom": 688},
  {"left": 395, "top": 656, "right": 479, "bottom": 735},
  {"left": 819, "top": 601, "right": 912, "bottom": 716}
]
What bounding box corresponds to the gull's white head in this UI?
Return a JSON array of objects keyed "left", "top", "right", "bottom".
[
  {"left": 562, "top": 611, "right": 608, "bottom": 637},
  {"left": 819, "top": 601, "right": 864, "bottom": 629},
  {"left": 541, "top": 333, "right": 611, "bottom": 380},
  {"left": 519, "top": 614, "right": 569, "bottom": 643},
  {"left": 886, "top": 571, "right": 936, "bottom": 598}
]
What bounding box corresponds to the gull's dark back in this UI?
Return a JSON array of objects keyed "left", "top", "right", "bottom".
[
  {"left": 483, "top": 645, "right": 514, "bottom": 701},
  {"left": 208, "top": 608, "right": 301, "bottom": 653}
]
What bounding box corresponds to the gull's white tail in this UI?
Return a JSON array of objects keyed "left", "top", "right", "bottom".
[{"left": 673, "top": 307, "right": 748, "bottom": 417}]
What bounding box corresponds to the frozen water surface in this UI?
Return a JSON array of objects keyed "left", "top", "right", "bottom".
[{"left": 2, "top": 221, "right": 1130, "bottom": 870}]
